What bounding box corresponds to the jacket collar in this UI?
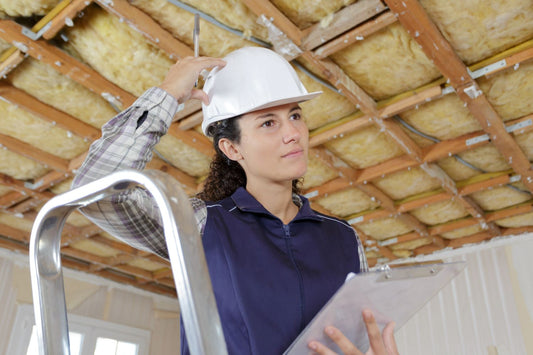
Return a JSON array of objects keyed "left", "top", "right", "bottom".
[{"left": 230, "top": 187, "right": 323, "bottom": 222}]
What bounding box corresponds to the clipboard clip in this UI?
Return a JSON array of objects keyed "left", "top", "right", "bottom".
[{"left": 376, "top": 263, "right": 443, "bottom": 282}]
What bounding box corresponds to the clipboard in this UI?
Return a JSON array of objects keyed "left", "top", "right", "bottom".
[{"left": 284, "top": 261, "right": 466, "bottom": 354}]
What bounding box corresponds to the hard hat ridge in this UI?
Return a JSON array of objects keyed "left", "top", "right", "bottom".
[{"left": 201, "top": 47, "right": 322, "bottom": 136}]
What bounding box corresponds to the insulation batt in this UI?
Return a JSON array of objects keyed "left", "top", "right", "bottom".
[
  {"left": 316, "top": 187, "right": 380, "bottom": 217},
  {"left": 410, "top": 200, "right": 469, "bottom": 225},
  {"left": 331, "top": 23, "right": 441, "bottom": 100},
  {"left": 155, "top": 135, "right": 211, "bottom": 177},
  {"left": 325, "top": 125, "right": 404, "bottom": 169},
  {"left": 470, "top": 183, "right": 532, "bottom": 211},
  {"left": 0, "top": 146, "right": 48, "bottom": 180},
  {"left": 130, "top": 0, "right": 259, "bottom": 58},
  {"left": 441, "top": 224, "right": 483, "bottom": 240},
  {"left": 372, "top": 167, "right": 442, "bottom": 201},
  {"left": 359, "top": 216, "right": 414, "bottom": 240},
  {"left": 496, "top": 211, "right": 533, "bottom": 228},
  {"left": 419, "top": 0, "right": 533, "bottom": 64},
  {"left": 301, "top": 154, "right": 338, "bottom": 190},
  {"left": 0, "top": 100, "right": 88, "bottom": 160},
  {"left": 271, "top": 0, "right": 357, "bottom": 29},
  {"left": 9, "top": 59, "right": 117, "bottom": 129},
  {"left": 0, "top": 0, "right": 60, "bottom": 17},
  {"left": 64, "top": 6, "right": 174, "bottom": 97}
]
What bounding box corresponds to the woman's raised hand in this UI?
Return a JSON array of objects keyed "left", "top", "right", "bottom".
[
  {"left": 158, "top": 56, "right": 226, "bottom": 105},
  {"left": 308, "top": 309, "right": 399, "bottom": 355}
]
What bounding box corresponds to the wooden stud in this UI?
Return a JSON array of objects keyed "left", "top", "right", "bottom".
[
  {"left": 42, "top": 0, "right": 93, "bottom": 40},
  {"left": 0, "top": 20, "right": 136, "bottom": 109},
  {"left": 0, "top": 84, "right": 101, "bottom": 141},
  {"left": 0, "top": 132, "right": 69, "bottom": 172},
  {"left": 301, "top": 0, "right": 386, "bottom": 50},
  {"left": 0, "top": 49, "right": 25, "bottom": 78},
  {"left": 167, "top": 123, "right": 214, "bottom": 158},
  {"left": 314, "top": 11, "right": 397, "bottom": 59},
  {"left": 242, "top": 0, "right": 303, "bottom": 45}
]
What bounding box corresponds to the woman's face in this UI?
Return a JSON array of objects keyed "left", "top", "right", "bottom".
[{"left": 220, "top": 103, "right": 309, "bottom": 188}]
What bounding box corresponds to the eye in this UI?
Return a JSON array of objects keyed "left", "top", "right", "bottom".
[
  {"left": 290, "top": 112, "right": 302, "bottom": 120},
  {"left": 261, "top": 119, "right": 275, "bottom": 128}
]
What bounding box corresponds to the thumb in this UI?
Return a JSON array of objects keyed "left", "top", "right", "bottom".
[{"left": 189, "top": 88, "right": 210, "bottom": 105}]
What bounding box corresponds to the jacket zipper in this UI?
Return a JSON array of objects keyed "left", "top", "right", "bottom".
[{"left": 282, "top": 224, "right": 305, "bottom": 330}]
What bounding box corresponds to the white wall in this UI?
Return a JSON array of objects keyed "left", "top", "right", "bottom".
[
  {"left": 394, "top": 234, "right": 533, "bottom": 355},
  {"left": 0, "top": 249, "right": 180, "bottom": 355},
  {"left": 1, "top": 234, "right": 532, "bottom": 355}
]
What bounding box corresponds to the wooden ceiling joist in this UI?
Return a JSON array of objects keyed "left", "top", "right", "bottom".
[
  {"left": 300, "top": 0, "right": 387, "bottom": 50},
  {"left": 384, "top": 0, "right": 533, "bottom": 193},
  {"left": 0, "top": 84, "right": 101, "bottom": 141}
]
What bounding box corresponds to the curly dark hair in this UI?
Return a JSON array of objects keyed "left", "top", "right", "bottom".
[{"left": 197, "top": 116, "right": 301, "bottom": 202}]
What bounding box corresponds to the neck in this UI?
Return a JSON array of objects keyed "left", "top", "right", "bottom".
[{"left": 246, "top": 180, "right": 298, "bottom": 224}]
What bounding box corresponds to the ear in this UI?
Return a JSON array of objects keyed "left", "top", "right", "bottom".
[{"left": 218, "top": 138, "right": 243, "bottom": 162}]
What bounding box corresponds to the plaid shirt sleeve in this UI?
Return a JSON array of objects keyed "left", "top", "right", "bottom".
[{"left": 72, "top": 87, "right": 206, "bottom": 259}]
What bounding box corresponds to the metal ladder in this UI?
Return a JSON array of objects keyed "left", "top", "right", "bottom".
[{"left": 29, "top": 169, "right": 228, "bottom": 355}]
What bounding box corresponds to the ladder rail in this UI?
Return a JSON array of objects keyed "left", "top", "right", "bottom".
[{"left": 29, "top": 169, "right": 227, "bottom": 355}]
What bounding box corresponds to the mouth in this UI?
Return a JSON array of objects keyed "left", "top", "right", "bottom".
[{"left": 282, "top": 149, "right": 304, "bottom": 158}]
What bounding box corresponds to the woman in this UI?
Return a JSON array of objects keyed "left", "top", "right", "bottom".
[{"left": 73, "top": 47, "right": 398, "bottom": 355}]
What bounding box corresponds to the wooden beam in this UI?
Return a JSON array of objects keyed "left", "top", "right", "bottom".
[
  {"left": 42, "top": 0, "right": 93, "bottom": 40},
  {"left": 301, "top": 0, "right": 386, "bottom": 50},
  {"left": 146, "top": 157, "right": 197, "bottom": 193},
  {"left": 167, "top": 124, "right": 214, "bottom": 158},
  {"left": 314, "top": 11, "right": 397, "bottom": 59},
  {"left": 384, "top": 0, "right": 533, "bottom": 193},
  {"left": 0, "top": 49, "right": 25, "bottom": 78},
  {"left": 0, "top": 132, "right": 69, "bottom": 172},
  {"left": 95, "top": 0, "right": 193, "bottom": 59},
  {"left": 0, "top": 20, "right": 136, "bottom": 109},
  {"left": 242, "top": 0, "right": 303, "bottom": 46},
  {"left": 0, "top": 84, "right": 101, "bottom": 141}
]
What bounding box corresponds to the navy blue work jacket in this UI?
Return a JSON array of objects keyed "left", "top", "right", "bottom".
[{"left": 181, "top": 187, "right": 361, "bottom": 354}]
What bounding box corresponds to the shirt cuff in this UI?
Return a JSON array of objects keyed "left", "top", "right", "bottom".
[{"left": 132, "top": 87, "right": 185, "bottom": 119}]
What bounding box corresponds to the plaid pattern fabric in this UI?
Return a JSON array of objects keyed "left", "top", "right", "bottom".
[{"left": 72, "top": 87, "right": 368, "bottom": 270}]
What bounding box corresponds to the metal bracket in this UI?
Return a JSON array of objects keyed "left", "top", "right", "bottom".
[{"left": 21, "top": 22, "right": 52, "bottom": 41}]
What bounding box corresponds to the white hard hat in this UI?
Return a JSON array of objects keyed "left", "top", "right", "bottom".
[{"left": 201, "top": 47, "right": 322, "bottom": 136}]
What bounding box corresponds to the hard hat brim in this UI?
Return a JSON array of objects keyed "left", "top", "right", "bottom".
[{"left": 203, "top": 90, "right": 322, "bottom": 135}]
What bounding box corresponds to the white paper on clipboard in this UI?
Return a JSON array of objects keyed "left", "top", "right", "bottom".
[{"left": 284, "top": 261, "right": 466, "bottom": 354}]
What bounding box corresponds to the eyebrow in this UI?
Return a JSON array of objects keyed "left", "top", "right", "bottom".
[{"left": 255, "top": 105, "right": 302, "bottom": 120}]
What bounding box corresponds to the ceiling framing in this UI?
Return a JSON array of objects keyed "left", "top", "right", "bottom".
[{"left": 0, "top": 0, "right": 531, "bottom": 296}]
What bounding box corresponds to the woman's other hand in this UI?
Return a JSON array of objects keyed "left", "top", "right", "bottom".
[
  {"left": 308, "top": 309, "right": 399, "bottom": 355},
  {"left": 158, "top": 56, "right": 226, "bottom": 105}
]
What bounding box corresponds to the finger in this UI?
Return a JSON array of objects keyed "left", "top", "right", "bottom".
[
  {"left": 189, "top": 88, "right": 209, "bottom": 105},
  {"left": 308, "top": 340, "right": 338, "bottom": 355},
  {"left": 324, "top": 326, "right": 363, "bottom": 355},
  {"left": 382, "top": 322, "right": 399, "bottom": 355},
  {"left": 362, "top": 309, "right": 387, "bottom": 354}
]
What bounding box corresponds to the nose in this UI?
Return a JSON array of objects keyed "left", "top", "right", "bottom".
[{"left": 282, "top": 121, "right": 302, "bottom": 144}]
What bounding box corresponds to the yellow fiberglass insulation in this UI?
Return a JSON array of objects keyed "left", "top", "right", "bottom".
[
  {"left": 358, "top": 216, "right": 414, "bottom": 240},
  {"left": 64, "top": 6, "right": 174, "bottom": 97},
  {"left": 301, "top": 154, "right": 338, "bottom": 190},
  {"left": 0, "top": 0, "right": 61, "bottom": 17},
  {"left": 515, "top": 131, "right": 533, "bottom": 160},
  {"left": 316, "top": 187, "right": 380, "bottom": 217},
  {"left": 389, "top": 237, "right": 432, "bottom": 251},
  {"left": 325, "top": 125, "right": 404, "bottom": 169},
  {"left": 372, "top": 167, "right": 442, "bottom": 201},
  {"left": 154, "top": 135, "right": 211, "bottom": 177},
  {"left": 71, "top": 239, "right": 120, "bottom": 258},
  {"left": 297, "top": 69, "right": 356, "bottom": 130},
  {"left": 130, "top": 0, "right": 257, "bottom": 58},
  {"left": 0, "top": 149, "right": 48, "bottom": 180},
  {"left": 0, "top": 185, "right": 12, "bottom": 196},
  {"left": 271, "top": 0, "right": 357, "bottom": 29},
  {"left": 495, "top": 211, "right": 533, "bottom": 228},
  {"left": 470, "top": 184, "right": 532, "bottom": 211},
  {"left": 331, "top": 23, "right": 441, "bottom": 100},
  {"left": 0, "top": 212, "right": 34, "bottom": 232},
  {"left": 128, "top": 258, "right": 168, "bottom": 272},
  {"left": 0, "top": 100, "right": 88, "bottom": 160},
  {"left": 479, "top": 61, "right": 533, "bottom": 121},
  {"left": 409, "top": 199, "right": 469, "bottom": 225},
  {"left": 420, "top": 0, "right": 533, "bottom": 64},
  {"left": 399, "top": 94, "right": 482, "bottom": 140},
  {"left": 8, "top": 59, "right": 117, "bottom": 129},
  {"left": 437, "top": 157, "right": 480, "bottom": 182},
  {"left": 440, "top": 224, "right": 483, "bottom": 240}
]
